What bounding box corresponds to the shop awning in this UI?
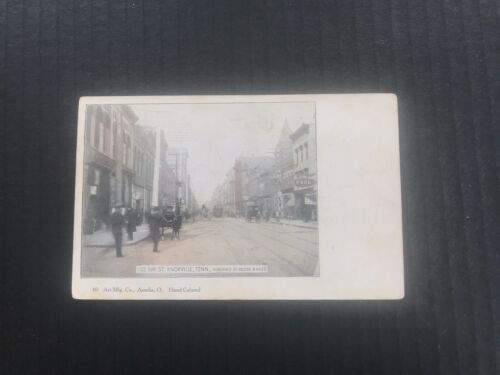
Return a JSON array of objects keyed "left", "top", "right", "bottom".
[{"left": 284, "top": 194, "right": 295, "bottom": 207}]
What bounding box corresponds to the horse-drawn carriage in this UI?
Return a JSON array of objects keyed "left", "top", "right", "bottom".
[
  {"left": 154, "top": 205, "right": 175, "bottom": 238},
  {"left": 200, "top": 205, "right": 212, "bottom": 220},
  {"left": 246, "top": 203, "right": 261, "bottom": 222}
]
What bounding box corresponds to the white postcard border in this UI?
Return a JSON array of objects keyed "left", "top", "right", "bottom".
[{"left": 72, "top": 94, "right": 404, "bottom": 300}]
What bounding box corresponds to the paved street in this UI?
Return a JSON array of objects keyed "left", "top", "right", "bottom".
[{"left": 81, "top": 218, "right": 319, "bottom": 278}]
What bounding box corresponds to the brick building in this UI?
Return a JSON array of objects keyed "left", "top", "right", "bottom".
[
  {"left": 83, "top": 104, "right": 138, "bottom": 233},
  {"left": 290, "top": 122, "right": 318, "bottom": 222}
]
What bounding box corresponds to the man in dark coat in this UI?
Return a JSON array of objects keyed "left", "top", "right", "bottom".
[
  {"left": 149, "top": 207, "right": 164, "bottom": 252},
  {"left": 110, "top": 206, "right": 125, "bottom": 257},
  {"left": 125, "top": 207, "right": 137, "bottom": 241},
  {"left": 171, "top": 213, "right": 182, "bottom": 240}
]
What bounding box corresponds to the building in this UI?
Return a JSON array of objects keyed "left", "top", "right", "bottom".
[
  {"left": 82, "top": 104, "right": 200, "bottom": 234},
  {"left": 211, "top": 184, "right": 223, "bottom": 207},
  {"left": 188, "top": 186, "right": 199, "bottom": 212},
  {"left": 223, "top": 168, "right": 236, "bottom": 216},
  {"left": 274, "top": 120, "right": 296, "bottom": 218},
  {"left": 210, "top": 120, "right": 318, "bottom": 222},
  {"left": 82, "top": 104, "right": 139, "bottom": 233},
  {"left": 233, "top": 156, "right": 275, "bottom": 217},
  {"left": 131, "top": 124, "right": 155, "bottom": 218},
  {"left": 167, "top": 148, "right": 189, "bottom": 209},
  {"left": 290, "top": 123, "right": 318, "bottom": 222},
  {"left": 162, "top": 161, "right": 177, "bottom": 207},
  {"left": 142, "top": 127, "right": 180, "bottom": 209}
]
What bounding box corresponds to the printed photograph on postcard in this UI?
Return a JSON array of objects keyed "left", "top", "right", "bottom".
[{"left": 72, "top": 94, "right": 404, "bottom": 300}]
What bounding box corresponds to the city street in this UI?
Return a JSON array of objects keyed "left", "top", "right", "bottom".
[{"left": 82, "top": 218, "right": 319, "bottom": 278}]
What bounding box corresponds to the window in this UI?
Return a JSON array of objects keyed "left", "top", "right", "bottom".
[
  {"left": 122, "top": 140, "right": 126, "bottom": 165},
  {"left": 94, "top": 168, "right": 101, "bottom": 186},
  {"left": 138, "top": 151, "right": 142, "bottom": 176},
  {"left": 112, "top": 119, "right": 117, "bottom": 159},
  {"left": 94, "top": 121, "right": 101, "bottom": 150},
  {"left": 127, "top": 136, "right": 132, "bottom": 167},
  {"left": 136, "top": 148, "right": 140, "bottom": 174},
  {"left": 123, "top": 131, "right": 130, "bottom": 167},
  {"left": 138, "top": 148, "right": 141, "bottom": 172},
  {"left": 143, "top": 153, "right": 146, "bottom": 177},
  {"left": 103, "top": 116, "right": 111, "bottom": 155},
  {"left": 85, "top": 113, "right": 92, "bottom": 143},
  {"left": 304, "top": 142, "right": 308, "bottom": 160},
  {"left": 88, "top": 116, "right": 95, "bottom": 146},
  {"left": 133, "top": 147, "right": 137, "bottom": 171},
  {"left": 100, "top": 120, "right": 104, "bottom": 152}
]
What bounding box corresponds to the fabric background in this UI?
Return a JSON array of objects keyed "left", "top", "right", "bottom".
[{"left": 1, "top": 0, "right": 499, "bottom": 374}]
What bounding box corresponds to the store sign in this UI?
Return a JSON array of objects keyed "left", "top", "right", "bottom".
[
  {"left": 305, "top": 194, "right": 317, "bottom": 205},
  {"left": 294, "top": 177, "right": 315, "bottom": 188}
]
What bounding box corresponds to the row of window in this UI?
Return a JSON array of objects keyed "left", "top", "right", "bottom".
[
  {"left": 133, "top": 145, "right": 154, "bottom": 182},
  {"left": 294, "top": 142, "right": 309, "bottom": 165},
  {"left": 87, "top": 107, "right": 148, "bottom": 175}
]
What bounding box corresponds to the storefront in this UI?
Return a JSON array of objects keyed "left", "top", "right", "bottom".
[
  {"left": 305, "top": 192, "right": 318, "bottom": 221},
  {"left": 282, "top": 192, "right": 296, "bottom": 219},
  {"left": 83, "top": 163, "right": 112, "bottom": 234},
  {"left": 122, "top": 171, "right": 133, "bottom": 207},
  {"left": 293, "top": 175, "right": 317, "bottom": 222},
  {"left": 132, "top": 185, "right": 145, "bottom": 210}
]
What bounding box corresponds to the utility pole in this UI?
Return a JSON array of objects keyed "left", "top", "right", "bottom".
[
  {"left": 151, "top": 127, "right": 161, "bottom": 207},
  {"left": 175, "top": 152, "right": 182, "bottom": 209},
  {"left": 187, "top": 174, "right": 190, "bottom": 210}
]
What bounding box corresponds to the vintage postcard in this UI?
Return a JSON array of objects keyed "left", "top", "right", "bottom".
[{"left": 72, "top": 94, "right": 403, "bottom": 299}]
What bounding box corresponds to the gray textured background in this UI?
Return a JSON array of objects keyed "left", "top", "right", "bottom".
[{"left": 1, "top": 0, "right": 499, "bottom": 374}]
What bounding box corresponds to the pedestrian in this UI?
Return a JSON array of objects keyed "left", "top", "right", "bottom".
[
  {"left": 135, "top": 208, "right": 143, "bottom": 226},
  {"left": 302, "top": 206, "right": 309, "bottom": 222},
  {"left": 125, "top": 207, "right": 137, "bottom": 241},
  {"left": 149, "top": 207, "right": 164, "bottom": 253},
  {"left": 171, "top": 213, "right": 182, "bottom": 240},
  {"left": 110, "top": 205, "right": 125, "bottom": 257}
]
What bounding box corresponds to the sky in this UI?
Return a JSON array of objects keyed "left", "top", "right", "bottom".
[{"left": 131, "top": 102, "right": 315, "bottom": 204}]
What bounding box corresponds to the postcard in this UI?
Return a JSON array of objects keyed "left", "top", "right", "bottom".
[{"left": 72, "top": 94, "right": 403, "bottom": 299}]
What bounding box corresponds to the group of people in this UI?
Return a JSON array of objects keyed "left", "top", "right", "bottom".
[{"left": 109, "top": 204, "right": 184, "bottom": 257}]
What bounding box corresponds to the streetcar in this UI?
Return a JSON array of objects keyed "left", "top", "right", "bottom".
[
  {"left": 245, "top": 203, "right": 261, "bottom": 222},
  {"left": 212, "top": 205, "right": 223, "bottom": 218}
]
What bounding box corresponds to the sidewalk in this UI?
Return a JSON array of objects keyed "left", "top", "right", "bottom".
[
  {"left": 269, "top": 218, "right": 318, "bottom": 229},
  {"left": 83, "top": 224, "right": 151, "bottom": 248}
]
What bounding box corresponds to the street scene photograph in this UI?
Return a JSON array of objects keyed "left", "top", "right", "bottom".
[{"left": 80, "top": 101, "right": 319, "bottom": 278}]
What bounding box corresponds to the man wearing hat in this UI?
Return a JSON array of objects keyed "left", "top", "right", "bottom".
[
  {"left": 149, "top": 207, "right": 165, "bottom": 253},
  {"left": 110, "top": 204, "right": 125, "bottom": 257}
]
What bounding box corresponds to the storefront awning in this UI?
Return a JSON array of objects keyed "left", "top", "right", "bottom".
[{"left": 284, "top": 194, "right": 295, "bottom": 207}]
